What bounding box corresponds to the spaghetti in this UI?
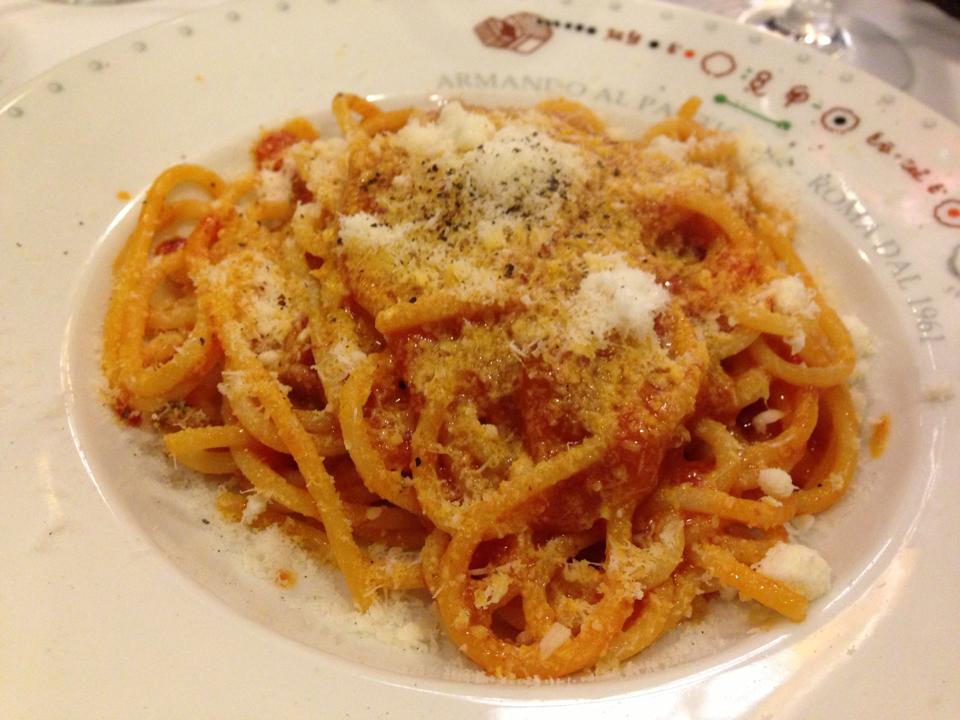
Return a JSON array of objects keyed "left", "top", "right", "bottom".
[{"left": 103, "top": 95, "right": 860, "bottom": 678}]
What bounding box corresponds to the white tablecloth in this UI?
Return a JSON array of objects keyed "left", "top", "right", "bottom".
[{"left": 1, "top": 0, "right": 958, "bottom": 119}]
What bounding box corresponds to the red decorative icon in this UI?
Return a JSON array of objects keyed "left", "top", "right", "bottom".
[
  {"left": 699, "top": 51, "right": 737, "bottom": 78},
  {"left": 820, "top": 107, "right": 861, "bottom": 134},
  {"left": 784, "top": 84, "right": 810, "bottom": 108},
  {"left": 745, "top": 70, "right": 773, "bottom": 97},
  {"left": 474, "top": 12, "right": 553, "bottom": 54},
  {"left": 934, "top": 199, "right": 960, "bottom": 228}
]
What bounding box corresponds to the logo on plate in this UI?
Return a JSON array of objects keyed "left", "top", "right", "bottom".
[{"left": 474, "top": 12, "right": 553, "bottom": 54}]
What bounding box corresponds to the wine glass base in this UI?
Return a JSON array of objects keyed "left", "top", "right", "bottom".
[
  {"left": 739, "top": 7, "right": 914, "bottom": 90},
  {"left": 741, "top": 7, "right": 850, "bottom": 53}
]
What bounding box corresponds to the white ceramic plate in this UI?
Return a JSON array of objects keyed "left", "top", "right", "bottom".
[{"left": 2, "top": 1, "right": 958, "bottom": 717}]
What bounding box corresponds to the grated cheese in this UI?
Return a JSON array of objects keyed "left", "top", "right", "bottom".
[
  {"left": 735, "top": 130, "right": 797, "bottom": 209},
  {"left": 203, "top": 249, "right": 302, "bottom": 369},
  {"left": 258, "top": 165, "right": 293, "bottom": 204},
  {"left": 842, "top": 314, "right": 874, "bottom": 384},
  {"left": 644, "top": 134, "right": 693, "bottom": 163},
  {"left": 249, "top": 263, "right": 296, "bottom": 342},
  {"left": 842, "top": 314, "right": 874, "bottom": 357},
  {"left": 474, "top": 571, "right": 511, "bottom": 609},
  {"left": 300, "top": 137, "right": 347, "bottom": 207},
  {"left": 752, "top": 542, "right": 832, "bottom": 601},
  {"left": 241, "top": 493, "right": 268, "bottom": 525},
  {"left": 327, "top": 339, "right": 366, "bottom": 379},
  {"left": 757, "top": 275, "right": 818, "bottom": 319},
  {"left": 757, "top": 467, "right": 796, "bottom": 499},
  {"left": 256, "top": 349, "right": 280, "bottom": 366},
  {"left": 339, "top": 212, "right": 416, "bottom": 247},
  {"left": 460, "top": 122, "right": 587, "bottom": 224},
  {"left": 752, "top": 408, "right": 785, "bottom": 434},
  {"left": 392, "top": 101, "right": 496, "bottom": 157},
  {"left": 786, "top": 331, "right": 806, "bottom": 355},
  {"left": 826, "top": 472, "right": 845, "bottom": 491},
  {"left": 538, "top": 622, "right": 572, "bottom": 660},
  {"left": 338, "top": 211, "right": 503, "bottom": 303},
  {"left": 567, "top": 253, "right": 670, "bottom": 351}
]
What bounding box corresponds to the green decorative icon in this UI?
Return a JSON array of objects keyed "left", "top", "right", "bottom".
[{"left": 714, "top": 94, "right": 791, "bottom": 131}]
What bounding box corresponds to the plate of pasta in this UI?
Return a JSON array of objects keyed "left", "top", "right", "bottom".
[{"left": 1, "top": 1, "right": 958, "bottom": 718}]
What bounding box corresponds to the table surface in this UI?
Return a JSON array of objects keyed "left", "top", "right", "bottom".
[{"left": 1, "top": 0, "right": 959, "bottom": 124}]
